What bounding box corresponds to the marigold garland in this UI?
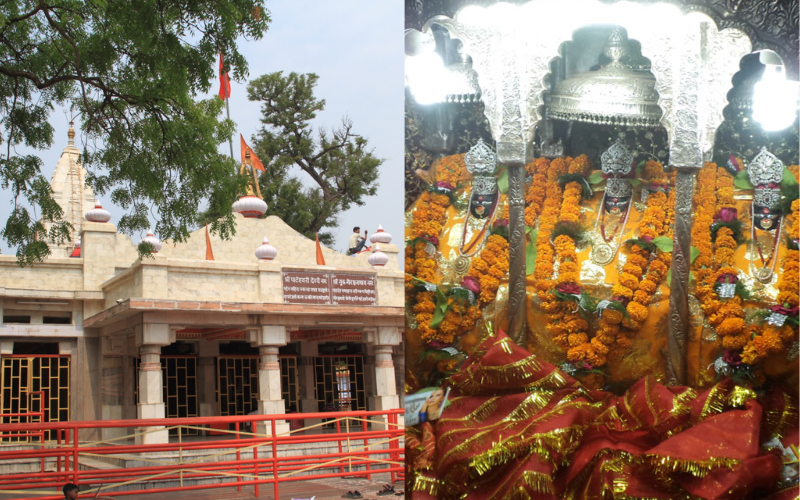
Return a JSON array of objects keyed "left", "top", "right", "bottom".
[
  {"left": 607, "top": 162, "right": 675, "bottom": 354},
  {"left": 407, "top": 155, "right": 465, "bottom": 342},
  {"left": 741, "top": 166, "right": 800, "bottom": 365},
  {"left": 546, "top": 156, "right": 599, "bottom": 363},
  {"left": 525, "top": 157, "right": 550, "bottom": 227},
  {"left": 407, "top": 153, "right": 511, "bottom": 346},
  {"left": 689, "top": 164, "right": 750, "bottom": 350}
]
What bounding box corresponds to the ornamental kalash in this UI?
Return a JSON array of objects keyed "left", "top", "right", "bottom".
[{"left": 404, "top": 2, "right": 799, "bottom": 499}]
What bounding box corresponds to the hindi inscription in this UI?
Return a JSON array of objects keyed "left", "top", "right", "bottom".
[{"left": 282, "top": 271, "right": 376, "bottom": 306}]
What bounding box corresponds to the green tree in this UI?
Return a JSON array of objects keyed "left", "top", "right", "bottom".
[
  {"left": 247, "top": 71, "right": 382, "bottom": 247},
  {"left": 0, "top": 0, "right": 269, "bottom": 264}
]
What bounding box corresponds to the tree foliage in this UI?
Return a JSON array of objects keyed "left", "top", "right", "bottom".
[
  {"left": 0, "top": 0, "right": 269, "bottom": 264},
  {"left": 248, "top": 71, "right": 382, "bottom": 247}
]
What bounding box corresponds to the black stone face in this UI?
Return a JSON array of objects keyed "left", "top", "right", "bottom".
[
  {"left": 753, "top": 205, "right": 781, "bottom": 231},
  {"left": 604, "top": 196, "right": 631, "bottom": 215},
  {"left": 470, "top": 192, "right": 497, "bottom": 218}
]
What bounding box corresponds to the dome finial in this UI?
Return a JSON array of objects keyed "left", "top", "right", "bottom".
[{"left": 68, "top": 121, "right": 75, "bottom": 145}]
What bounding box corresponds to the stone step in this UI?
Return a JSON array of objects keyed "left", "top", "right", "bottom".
[{"left": 81, "top": 464, "right": 382, "bottom": 493}]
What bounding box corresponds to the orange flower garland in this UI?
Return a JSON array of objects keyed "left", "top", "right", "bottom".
[
  {"left": 407, "top": 153, "right": 512, "bottom": 346},
  {"left": 525, "top": 158, "right": 550, "bottom": 226},
  {"left": 688, "top": 163, "right": 751, "bottom": 351},
  {"left": 407, "top": 155, "right": 466, "bottom": 342},
  {"left": 467, "top": 234, "right": 511, "bottom": 305},
  {"left": 741, "top": 165, "right": 800, "bottom": 365},
  {"left": 604, "top": 161, "right": 675, "bottom": 356},
  {"left": 544, "top": 156, "right": 599, "bottom": 363},
  {"left": 534, "top": 157, "right": 569, "bottom": 300}
]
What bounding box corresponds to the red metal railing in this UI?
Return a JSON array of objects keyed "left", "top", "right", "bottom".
[{"left": 0, "top": 409, "right": 404, "bottom": 500}]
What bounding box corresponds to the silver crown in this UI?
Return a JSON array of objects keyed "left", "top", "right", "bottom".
[
  {"left": 600, "top": 141, "right": 634, "bottom": 177},
  {"left": 748, "top": 147, "right": 784, "bottom": 187},
  {"left": 754, "top": 187, "right": 781, "bottom": 210},
  {"left": 473, "top": 176, "right": 498, "bottom": 196},
  {"left": 465, "top": 139, "right": 497, "bottom": 177},
  {"left": 606, "top": 178, "right": 633, "bottom": 198}
]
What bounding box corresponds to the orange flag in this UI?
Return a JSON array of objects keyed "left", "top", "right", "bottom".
[
  {"left": 240, "top": 134, "right": 265, "bottom": 171},
  {"left": 205, "top": 225, "right": 214, "bottom": 261},
  {"left": 218, "top": 53, "right": 231, "bottom": 100},
  {"left": 315, "top": 233, "right": 326, "bottom": 265}
]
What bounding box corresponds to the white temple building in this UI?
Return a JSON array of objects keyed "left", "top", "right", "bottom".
[{"left": 0, "top": 127, "right": 404, "bottom": 444}]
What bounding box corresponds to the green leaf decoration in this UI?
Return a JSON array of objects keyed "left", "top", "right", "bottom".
[
  {"left": 553, "top": 290, "right": 581, "bottom": 304},
  {"left": 603, "top": 300, "right": 631, "bottom": 320},
  {"left": 450, "top": 287, "right": 476, "bottom": 305},
  {"left": 430, "top": 305, "right": 446, "bottom": 328},
  {"left": 587, "top": 171, "right": 605, "bottom": 185},
  {"left": 497, "top": 168, "right": 509, "bottom": 194},
  {"left": 578, "top": 291, "right": 598, "bottom": 313},
  {"left": 783, "top": 167, "right": 799, "bottom": 187},
  {"left": 625, "top": 238, "right": 657, "bottom": 254},
  {"left": 690, "top": 246, "right": 700, "bottom": 264},
  {"left": 526, "top": 229, "right": 538, "bottom": 275},
  {"left": 557, "top": 173, "right": 594, "bottom": 199},
  {"left": 418, "top": 350, "right": 455, "bottom": 363},
  {"left": 652, "top": 236, "right": 674, "bottom": 253},
  {"left": 710, "top": 220, "right": 746, "bottom": 245},
  {"left": 733, "top": 170, "right": 754, "bottom": 190},
  {"left": 429, "top": 288, "right": 449, "bottom": 328},
  {"left": 489, "top": 224, "right": 509, "bottom": 240},
  {"left": 552, "top": 220, "right": 587, "bottom": 246}
]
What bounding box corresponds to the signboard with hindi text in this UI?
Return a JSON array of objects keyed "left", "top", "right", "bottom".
[
  {"left": 282, "top": 271, "right": 376, "bottom": 306},
  {"left": 330, "top": 273, "right": 376, "bottom": 306}
]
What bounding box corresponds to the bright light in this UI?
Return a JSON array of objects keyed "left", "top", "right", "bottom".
[
  {"left": 405, "top": 52, "right": 450, "bottom": 105},
  {"left": 752, "top": 65, "right": 799, "bottom": 131}
]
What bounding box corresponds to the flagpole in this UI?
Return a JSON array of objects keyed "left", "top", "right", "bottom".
[{"left": 226, "top": 98, "right": 235, "bottom": 160}]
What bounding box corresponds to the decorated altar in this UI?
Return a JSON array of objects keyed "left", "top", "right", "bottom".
[{"left": 404, "top": 1, "right": 799, "bottom": 498}]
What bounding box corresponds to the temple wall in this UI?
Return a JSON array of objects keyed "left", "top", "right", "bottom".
[
  {"left": 114, "top": 233, "right": 140, "bottom": 271},
  {"left": 157, "top": 214, "right": 401, "bottom": 272},
  {"left": 167, "top": 264, "right": 260, "bottom": 302},
  {"left": 102, "top": 269, "right": 143, "bottom": 309},
  {"left": 0, "top": 256, "right": 84, "bottom": 292}
]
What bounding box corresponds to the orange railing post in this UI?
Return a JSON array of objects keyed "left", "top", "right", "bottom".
[
  {"left": 72, "top": 427, "right": 79, "bottom": 486},
  {"left": 271, "top": 418, "right": 279, "bottom": 500},
  {"left": 362, "top": 413, "right": 370, "bottom": 480},
  {"left": 252, "top": 413, "right": 259, "bottom": 498},
  {"left": 235, "top": 421, "right": 241, "bottom": 492}
]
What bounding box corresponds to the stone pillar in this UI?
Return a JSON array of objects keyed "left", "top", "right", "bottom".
[
  {"left": 198, "top": 341, "right": 218, "bottom": 421},
  {"left": 101, "top": 337, "right": 126, "bottom": 442},
  {"left": 367, "top": 327, "right": 401, "bottom": 429},
  {"left": 393, "top": 344, "right": 405, "bottom": 408},
  {"left": 73, "top": 337, "right": 102, "bottom": 441},
  {"left": 249, "top": 325, "right": 289, "bottom": 435},
  {"left": 298, "top": 341, "right": 320, "bottom": 427},
  {"left": 134, "top": 324, "right": 173, "bottom": 445},
  {"left": 81, "top": 222, "right": 117, "bottom": 292}
]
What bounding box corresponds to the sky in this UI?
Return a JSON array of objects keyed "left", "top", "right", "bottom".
[{"left": 0, "top": 0, "right": 404, "bottom": 256}]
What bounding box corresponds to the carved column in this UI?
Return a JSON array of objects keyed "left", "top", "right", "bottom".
[
  {"left": 667, "top": 168, "right": 698, "bottom": 385},
  {"left": 366, "top": 327, "right": 402, "bottom": 429},
  {"left": 249, "top": 325, "right": 289, "bottom": 435},
  {"left": 136, "top": 345, "right": 167, "bottom": 444},
  {"left": 506, "top": 163, "right": 527, "bottom": 345},
  {"left": 134, "top": 323, "right": 174, "bottom": 445}
]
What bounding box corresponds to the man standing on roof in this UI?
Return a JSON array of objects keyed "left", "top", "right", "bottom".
[{"left": 347, "top": 227, "right": 367, "bottom": 255}]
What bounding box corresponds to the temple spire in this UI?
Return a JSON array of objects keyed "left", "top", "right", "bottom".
[{"left": 68, "top": 121, "right": 75, "bottom": 147}]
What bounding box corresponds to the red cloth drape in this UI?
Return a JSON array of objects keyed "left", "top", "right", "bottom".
[{"left": 408, "top": 330, "right": 794, "bottom": 500}]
